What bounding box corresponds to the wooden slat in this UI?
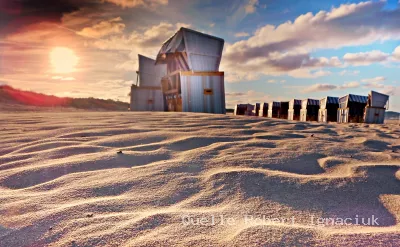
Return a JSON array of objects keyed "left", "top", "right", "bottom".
[{"left": 180, "top": 71, "right": 224, "bottom": 76}]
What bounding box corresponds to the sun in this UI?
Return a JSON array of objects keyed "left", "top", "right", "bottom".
[{"left": 50, "top": 47, "right": 78, "bottom": 74}]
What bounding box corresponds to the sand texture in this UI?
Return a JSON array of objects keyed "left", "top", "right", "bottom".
[{"left": 0, "top": 112, "right": 399, "bottom": 246}]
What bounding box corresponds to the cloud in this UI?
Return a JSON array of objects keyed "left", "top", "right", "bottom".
[
  {"left": 341, "top": 46, "right": 400, "bottom": 65},
  {"left": 139, "top": 22, "right": 181, "bottom": 46},
  {"left": 222, "top": 50, "right": 341, "bottom": 82},
  {"left": 77, "top": 17, "right": 125, "bottom": 38},
  {"left": 176, "top": 22, "right": 191, "bottom": 29},
  {"left": 60, "top": 8, "right": 97, "bottom": 28},
  {"left": 222, "top": 44, "right": 342, "bottom": 82},
  {"left": 340, "top": 81, "right": 360, "bottom": 89},
  {"left": 382, "top": 86, "right": 400, "bottom": 96},
  {"left": 225, "top": 92, "right": 247, "bottom": 97},
  {"left": 303, "top": 80, "right": 364, "bottom": 93},
  {"left": 302, "top": 83, "right": 338, "bottom": 93},
  {"left": 222, "top": 1, "right": 400, "bottom": 81},
  {"left": 302, "top": 81, "right": 360, "bottom": 92},
  {"left": 343, "top": 50, "right": 390, "bottom": 66},
  {"left": 361, "top": 76, "right": 386, "bottom": 88},
  {"left": 225, "top": 90, "right": 271, "bottom": 107},
  {"left": 225, "top": 1, "right": 400, "bottom": 62},
  {"left": 96, "top": 79, "right": 134, "bottom": 88},
  {"left": 393, "top": 45, "right": 400, "bottom": 60},
  {"left": 341, "top": 46, "right": 400, "bottom": 66},
  {"left": 103, "top": 0, "right": 168, "bottom": 9},
  {"left": 363, "top": 82, "right": 385, "bottom": 88},
  {"left": 361, "top": 76, "right": 386, "bottom": 83},
  {"left": 235, "top": 32, "right": 250, "bottom": 37},
  {"left": 51, "top": 76, "right": 76, "bottom": 81},
  {"left": 224, "top": 71, "right": 261, "bottom": 83},
  {"left": 228, "top": 0, "right": 260, "bottom": 26},
  {"left": 244, "top": 0, "right": 259, "bottom": 14},
  {"left": 5, "top": 22, "right": 83, "bottom": 46},
  {"left": 85, "top": 22, "right": 191, "bottom": 77},
  {"left": 266, "top": 78, "right": 287, "bottom": 84},
  {"left": 288, "top": 69, "right": 332, "bottom": 79},
  {"left": 209, "top": 23, "right": 215, "bottom": 28},
  {"left": 0, "top": 0, "right": 99, "bottom": 35},
  {"left": 339, "top": 70, "right": 360, "bottom": 76},
  {"left": 115, "top": 60, "right": 137, "bottom": 71},
  {"left": 89, "top": 22, "right": 188, "bottom": 51}
]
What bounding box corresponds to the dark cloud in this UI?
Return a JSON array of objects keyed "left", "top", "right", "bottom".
[
  {"left": 224, "top": 39, "right": 300, "bottom": 61},
  {"left": 0, "top": 0, "right": 98, "bottom": 35},
  {"left": 268, "top": 53, "right": 310, "bottom": 71},
  {"left": 224, "top": 52, "right": 340, "bottom": 75}
]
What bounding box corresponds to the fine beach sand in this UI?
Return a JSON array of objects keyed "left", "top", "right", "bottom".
[{"left": 0, "top": 111, "right": 399, "bottom": 246}]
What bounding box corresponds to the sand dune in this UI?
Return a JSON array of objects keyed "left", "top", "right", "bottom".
[{"left": 0, "top": 111, "right": 399, "bottom": 246}]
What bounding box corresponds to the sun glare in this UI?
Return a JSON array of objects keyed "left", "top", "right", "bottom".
[{"left": 50, "top": 47, "right": 78, "bottom": 74}]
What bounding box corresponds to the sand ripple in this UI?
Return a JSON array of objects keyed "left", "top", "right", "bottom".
[{"left": 0, "top": 112, "right": 399, "bottom": 246}]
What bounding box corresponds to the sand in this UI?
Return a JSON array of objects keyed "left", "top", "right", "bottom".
[{"left": 0, "top": 111, "right": 399, "bottom": 246}]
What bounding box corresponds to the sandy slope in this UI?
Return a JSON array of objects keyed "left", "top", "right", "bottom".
[{"left": 0, "top": 111, "right": 399, "bottom": 247}]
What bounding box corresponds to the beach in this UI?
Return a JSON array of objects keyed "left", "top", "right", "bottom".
[{"left": 0, "top": 111, "right": 399, "bottom": 246}]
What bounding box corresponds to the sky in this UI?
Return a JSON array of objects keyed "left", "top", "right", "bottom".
[{"left": 0, "top": 0, "right": 399, "bottom": 111}]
